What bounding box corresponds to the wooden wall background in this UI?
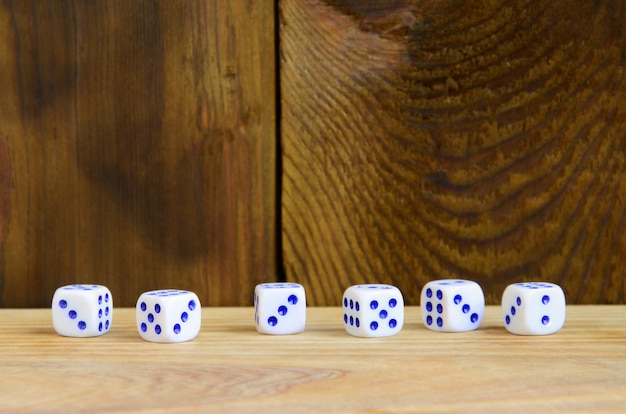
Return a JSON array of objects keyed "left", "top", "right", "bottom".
[
  {"left": 1, "top": 0, "right": 625, "bottom": 307},
  {"left": 281, "top": 0, "right": 626, "bottom": 305},
  {"left": 0, "top": 0, "right": 277, "bottom": 307}
]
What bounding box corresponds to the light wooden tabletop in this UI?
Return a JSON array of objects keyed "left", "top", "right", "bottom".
[{"left": 1, "top": 306, "right": 625, "bottom": 413}]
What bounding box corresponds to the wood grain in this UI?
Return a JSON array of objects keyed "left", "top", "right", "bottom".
[
  {"left": 1, "top": 306, "right": 625, "bottom": 412},
  {"left": 281, "top": 0, "right": 626, "bottom": 305},
  {"left": 0, "top": 1, "right": 277, "bottom": 307}
]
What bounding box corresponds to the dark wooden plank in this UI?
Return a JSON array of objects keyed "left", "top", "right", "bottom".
[
  {"left": 281, "top": 0, "right": 626, "bottom": 305},
  {"left": 0, "top": 0, "right": 277, "bottom": 307},
  {"left": 0, "top": 135, "right": 10, "bottom": 306}
]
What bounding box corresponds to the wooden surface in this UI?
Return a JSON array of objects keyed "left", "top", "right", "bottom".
[
  {"left": 280, "top": 0, "right": 626, "bottom": 305},
  {"left": 0, "top": 306, "right": 625, "bottom": 412},
  {"left": 0, "top": 1, "right": 277, "bottom": 307}
]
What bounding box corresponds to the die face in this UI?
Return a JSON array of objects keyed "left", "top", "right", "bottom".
[
  {"left": 136, "top": 290, "right": 201, "bottom": 343},
  {"left": 342, "top": 284, "right": 404, "bottom": 338},
  {"left": 420, "top": 279, "right": 484, "bottom": 332},
  {"left": 502, "top": 282, "right": 566, "bottom": 335},
  {"left": 254, "top": 283, "right": 306, "bottom": 335},
  {"left": 51, "top": 284, "right": 113, "bottom": 338}
]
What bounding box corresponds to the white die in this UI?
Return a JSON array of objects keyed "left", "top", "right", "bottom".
[
  {"left": 51, "top": 284, "right": 113, "bottom": 337},
  {"left": 420, "top": 279, "right": 484, "bottom": 332},
  {"left": 136, "top": 290, "right": 201, "bottom": 343},
  {"left": 502, "top": 282, "right": 566, "bottom": 335},
  {"left": 342, "top": 284, "right": 404, "bottom": 338},
  {"left": 254, "top": 283, "right": 306, "bottom": 335}
]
